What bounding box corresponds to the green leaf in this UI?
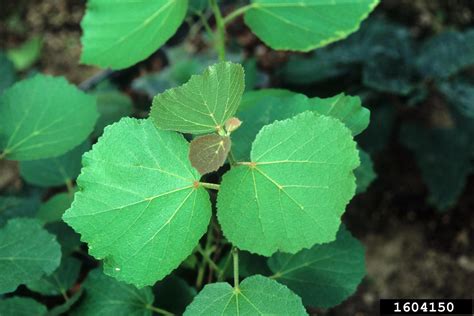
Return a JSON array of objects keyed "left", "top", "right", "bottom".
[
  {"left": 0, "top": 75, "right": 98, "bottom": 160},
  {"left": 27, "top": 257, "right": 81, "bottom": 296},
  {"left": 0, "top": 52, "right": 16, "bottom": 93},
  {"left": 438, "top": 79, "right": 474, "bottom": 118},
  {"left": 416, "top": 29, "right": 474, "bottom": 79},
  {"left": 19, "top": 141, "right": 90, "bottom": 187},
  {"left": 0, "top": 218, "right": 61, "bottom": 294},
  {"left": 72, "top": 269, "right": 154, "bottom": 316},
  {"left": 238, "top": 89, "right": 297, "bottom": 112},
  {"left": 0, "top": 195, "right": 40, "bottom": 227},
  {"left": 93, "top": 91, "right": 134, "bottom": 138},
  {"left": 357, "top": 104, "right": 395, "bottom": 154},
  {"left": 45, "top": 222, "right": 82, "bottom": 255},
  {"left": 189, "top": 134, "right": 231, "bottom": 175},
  {"left": 0, "top": 297, "right": 47, "bottom": 316},
  {"left": 80, "top": 0, "right": 188, "bottom": 69},
  {"left": 154, "top": 276, "right": 197, "bottom": 315},
  {"left": 63, "top": 118, "right": 212, "bottom": 287},
  {"left": 184, "top": 275, "right": 306, "bottom": 315},
  {"left": 355, "top": 149, "right": 376, "bottom": 194},
  {"left": 269, "top": 226, "right": 366, "bottom": 308},
  {"left": 6, "top": 36, "right": 42, "bottom": 71},
  {"left": 233, "top": 91, "right": 369, "bottom": 161},
  {"left": 47, "top": 289, "right": 83, "bottom": 316},
  {"left": 218, "top": 112, "right": 359, "bottom": 256},
  {"left": 151, "top": 62, "right": 245, "bottom": 134},
  {"left": 244, "top": 0, "right": 379, "bottom": 52},
  {"left": 37, "top": 192, "right": 74, "bottom": 223}
]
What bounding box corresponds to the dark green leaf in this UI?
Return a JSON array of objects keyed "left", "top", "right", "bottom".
[
  {"left": 93, "top": 91, "right": 134, "bottom": 138},
  {"left": 355, "top": 149, "right": 376, "bottom": 194},
  {"left": 37, "top": 192, "right": 74, "bottom": 223},
  {"left": 438, "top": 79, "right": 474, "bottom": 118},
  {"left": 0, "top": 297, "right": 47, "bottom": 316},
  {"left": 0, "top": 195, "right": 40, "bottom": 227},
  {"left": 0, "top": 52, "right": 16, "bottom": 93},
  {"left": 154, "top": 276, "right": 196, "bottom": 315}
]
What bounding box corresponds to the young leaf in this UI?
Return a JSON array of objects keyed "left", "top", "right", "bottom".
[
  {"left": 63, "top": 118, "right": 212, "bottom": 287},
  {"left": 233, "top": 91, "right": 369, "bottom": 160},
  {"left": 244, "top": 0, "right": 379, "bottom": 52},
  {"left": 37, "top": 192, "right": 74, "bottom": 223},
  {"left": 27, "top": 257, "right": 81, "bottom": 296},
  {"left": 189, "top": 134, "right": 231, "bottom": 175},
  {"left": 217, "top": 112, "right": 359, "bottom": 256},
  {"left": 0, "top": 52, "right": 16, "bottom": 93},
  {"left": 0, "top": 195, "right": 40, "bottom": 227},
  {"left": 183, "top": 275, "right": 307, "bottom": 315},
  {"left": 0, "top": 297, "right": 47, "bottom": 316},
  {"left": 93, "top": 91, "right": 134, "bottom": 138},
  {"left": 80, "top": 0, "right": 188, "bottom": 69},
  {"left": 0, "top": 75, "right": 98, "bottom": 160},
  {"left": 268, "top": 226, "right": 366, "bottom": 308},
  {"left": 151, "top": 62, "right": 245, "bottom": 134},
  {"left": 0, "top": 218, "right": 61, "bottom": 294},
  {"left": 355, "top": 149, "right": 376, "bottom": 194},
  {"left": 19, "top": 141, "right": 90, "bottom": 187},
  {"left": 72, "top": 269, "right": 154, "bottom": 315}
]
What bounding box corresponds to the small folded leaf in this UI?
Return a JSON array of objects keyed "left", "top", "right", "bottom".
[
  {"left": 20, "top": 141, "right": 90, "bottom": 187},
  {"left": 80, "top": 0, "right": 188, "bottom": 69},
  {"left": 0, "top": 75, "right": 98, "bottom": 160},
  {"left": 63, "top": 118, "right": 212, "bottom": 287},
  {"left": 244, "top": 0, "right": 379, "bottom": 52},
  {"left": 217, "top": 112, "right": 359, "bottom": 256},
  {"left": 27, "top": 257, "right": 81, "bottom": 296},
  {"left": 355, "top": 149, "right": 377, "bottom": 194},
  {"left": 268, "top": 226, "right": 366, "bottom": 308},
  {"left": 37, "top": 192, "right": 75, "bottom": 223},
  {"left": 0, "top": 297, "right": 47, "bottom": 316},
  {"left": 72, "top": 269, "right": 154, "bottom": 316},
  {"left": 189, "top": 134, "right": 231, "bottom": 175},
  {"left": 0, "top": 218, "right": 61, "bottom": 294},
  {"left": 151, "top": 62, "right": 245, "bottom": 134},
  {"left": 183, "top": 275, "right": 307, "bottom": 315}
]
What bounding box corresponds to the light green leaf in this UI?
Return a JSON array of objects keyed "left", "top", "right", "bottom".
[
  {"left": 37, "top": 192, "right": 75, "bottom": 223},
  {"left": 27, "top": 257, "right": 81, "bottom": 296},
  {"left": 269, "top": 226, "right": 366, "bottom": 308},
  {"left": 0, "top": 195, "right": 40, "bottom": 227},
  {"left": 233, "top": 91, "right": 369, "bottom": 160},
  {"left": 80, "top": 0, "right": 188, "bottom": 69},
  {"left": 218, "top": 112, "right": 359, "bottom": 256},
  {"left": 355, "top": 149, "right": 376, "bottom": 194},
  {"left": 0, "top": 297, "right": 47, "bottom": 316},
  {"left": 151, "top": 62, "right": 245, "bottom": 134},
  {"left": 20, "top": 141, "right": 90, "bottom": 187},
  {"left": 6, "top": 36, "right": 42, "bottom": 71},
  {"left": 93, "top": 91, "right": 134, "bottom": 138},
  {"left": 184, "top": 275, "right": 307, "bottom": 315},
  {"left": 0, "top": 52, "right": 16, "bottom": 93},
  {"left": 0, "top": 75, "right": 98, "bottom": 161},
  {"left": 72, "top": 269, "right": 154, "bottom": 316},
  {"left": 244, "top": 0, "right": 379, "bottom": 51},
  {"left": 63, "top": 118, "right": 212, "bottom": 287},
  {"left": 0, "top": 218, "right": 61, "bottom": 294}
]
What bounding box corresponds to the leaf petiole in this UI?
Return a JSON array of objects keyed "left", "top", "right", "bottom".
[
  {"left": 223, "top": 4, "right": 255, "bottom": 25},
  {"left": 232, "top": 247, "right": 239, "bottom": 290},
  {"left": 145, "top": 304, "right": 175, "bottom": 316},
  {"left": 200, "top": 182, "right": 220, "bottom": 190}
]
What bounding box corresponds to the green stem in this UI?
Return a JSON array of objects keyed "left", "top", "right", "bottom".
[
  {"left": 197, "top": 244, "right": 222, "bottom": 274},
  {"left": 210, "top": 0, "right": 226, "bottom": 61},
  {"left": 196, "top": 223, "right": 215, "bottom": 288},
  {"left": 200, "top": 182, "right": 220, "bottom": 190},
  {"left": 217, "top": 251, "right": 232, "bottom": 281},
  {"left": 65, "top": 179, "right": 74, "bottom": 195},
  {"left": 232, "top": 247, "right": 239, "bottom": 290},
  {"left": 227, "top": 151, "right": 237, "bottom": 166},
  {"left": 223, "top": 4, "right": 254, "bottom": 25},
  {"left": 146, "top": 305, "right": 175, "bottom": 316}
]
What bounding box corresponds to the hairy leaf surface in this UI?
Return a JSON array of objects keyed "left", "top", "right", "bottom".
[
  {"left": 184, "top": 275, "right": 306, "bottom": 315},
  {"left": 151, "top": 62, "right": 245, "bottom": 134},
  {"left": 218, "top": 112, "right": 359, "bottom": 255},
  {"left": 0, "top": 218, "right": 61, "bottom": 294},
  {"left": 80, "top": 0, "right": 188, "bottom": 69},
  {"left": 269, "top": 226, "right": 366, "bottom": 308},
  {"left": 244, "top": 0, "right": 379, "bottom": 51},
  {"left": 63, "top": 118, "right": 211, "bottom": 287},
  {"left": 0, "top": 75, "right": 97, "bottom": 160}
]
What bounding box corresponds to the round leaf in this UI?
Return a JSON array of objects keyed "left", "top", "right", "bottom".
[
  {"left": 0, "top": 218, "right": 61, "bottom": 294},
  {"left": 151, "top": 62, "right": 245, "bottom": 134},
  {"left": 189, "top": 134, "right": 231, "bottom": 175},
  {"left": 244, "top": 0, "right": 379, "bottom": 51},
  {"left": 217, "top": 112, "right": 359, "bottom": 256},
  {"left": 268, "top": 226, "right": 366, "bottom": 308},
  {"left": 0, "top": 75, "right": 98, "bottom": 160},
  {"left": 63, "top": 118, "right": 212, "bottom": 287},
  {"left": 80, "top": 0, "right": 188, "bottom": 69},
  {"left": 184, "top": 275, "right": 307, "bottom": 315},
  {"left": 20, "top": 141, "right": 90, "bottom": 187}
]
